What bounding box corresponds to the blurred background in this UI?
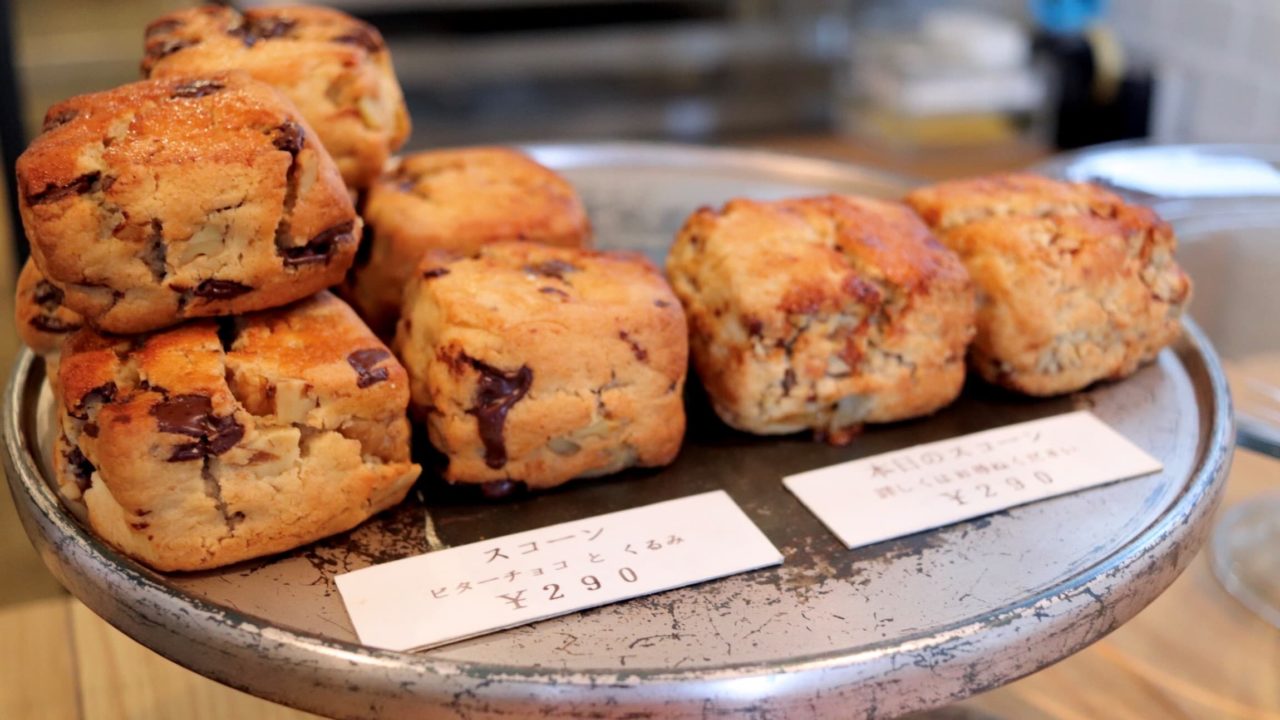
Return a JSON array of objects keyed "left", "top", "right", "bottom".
[
  {"left": 1, "top": 1, "right": 1278, "bottom": 719},
  {"left": 2, "top": 0, "right": 1268, "bottom": 152}
]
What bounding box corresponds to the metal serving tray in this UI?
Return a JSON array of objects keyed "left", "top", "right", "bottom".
[{"left": 3, "top": 142, "right": 1234, "bottom": 719}]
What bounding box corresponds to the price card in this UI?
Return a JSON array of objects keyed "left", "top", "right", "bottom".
[
  {"left": 784, "top": 411, "right": 1163, "bottom": 549},
  {"left": 336, "top": 490, "right": 782, "bottom": 651}
]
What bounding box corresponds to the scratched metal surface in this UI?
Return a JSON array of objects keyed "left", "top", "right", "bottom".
[{"left": 3, "top": 143, "right": 1234, "bottom": 719}]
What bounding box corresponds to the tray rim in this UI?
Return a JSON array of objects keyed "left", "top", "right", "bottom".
[{"left": 2, "top": 141, "right": 1237, "bottom": 716}]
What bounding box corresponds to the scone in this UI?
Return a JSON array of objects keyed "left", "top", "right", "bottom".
[
  {"left": 17, "top": 73, "right": 359, "bottom": 334},
  {"left": 15, "top": 259, "right": 84, "bottom": 357},
  {"left": 666, "top": 195, "right": 975, "bottom": 444},
  {"left": 346, "top": 147, "right": 592, "bottom": 337},
  {"left": 394, "top": 241, "right": 685, "bottom": 494},
  {"left": 904, "top": 172, "right": 1127, "bottom": 231},
  {"left": 142, "top": 4, "right": 409, "bottom": 190},
  {"left": 53, "top": 291, "right": 419, "bottom": 572},
  {"left": 906, "top": 174, "right": 1192, "bottom": 396}
]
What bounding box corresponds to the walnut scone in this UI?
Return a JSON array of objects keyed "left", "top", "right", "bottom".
[
  {"left": 394, "top": 242, "right": 685, "bottom": 494},
  {"left": 346, "top": 147, "right": 592, "bottom": 337},
  {"left": 904, "top": 172, "right": 1127, "bottom": 231},
  {"left": 15, "top": 259, "right": 84, "bottom": 357},
  {"left": 17, "top": 73, "right": 359, "bottom": 334},
  {"left": 937, "top": 212, "right": 1190, "bottom": 396},
  {"left": 53, "top": 292, "right": 419, "bottom": 572},
  {"left": 905, "top": 174, "right": 1192, "bottom": 396},
  {"left": 666, "top": 195, "right": 975, "bottom": 444},
  {"left": 142, "top": 4, "right": 409, "bottom": 190}
]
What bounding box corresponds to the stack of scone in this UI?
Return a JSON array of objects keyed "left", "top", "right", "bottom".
[{"left": 13, "top": 7, "right": 420, "bottom": 571}]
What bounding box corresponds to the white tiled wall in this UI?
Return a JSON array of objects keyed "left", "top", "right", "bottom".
[{"left": 1108, "top": 0, "right": 1279, "bottom": 142}]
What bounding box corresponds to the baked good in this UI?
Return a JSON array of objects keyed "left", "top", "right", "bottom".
[
  {"left": 930, "top": 212, "right": 1191, "bottom": 396},
  {"left": 15, "top": 259, "right": 84, "bottom": 357},
  {"left": 665, "top": 195, "right": 975, "bottom": 444},
  {"left": 17, "top": 73, "right": 359, "bottom": 334},
  {"left": 345, "top": 147, "right": 592, "bottom": 337},
  {"left": 906, "top": 174, "right": 1192, "bottom": 396},
  {"left": 394, "top": 241, "right": 685, "bottom": 494},
  {"left": 904, "top": 172, "right": 1127, "bottom": 231},
  {"left": 142, "top": 4, "right": 409, "bottom": 190},
  {"left": 53, "top": 291, "right": 419, "bottom": 572}
]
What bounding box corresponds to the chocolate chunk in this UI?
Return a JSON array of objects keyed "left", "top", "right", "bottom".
[
  {"left": 464, "top": 356, "right": 533, "bottom": 470},
  {"left": 171, "top": 79, "right": 224, "bottom": 99},
  {"left": 74, "top": 382, "right": 117, "bottom": 418},
  {"left": 347, "top": 347, "right": 392, "bottom": 388},
  {"left": 143, "top": 220, "right": 167, "bottom": 281},
  {"left": 82, "top": 422, "right": 99, "bottom": 438},
  {"left": 139, "top": 379, "right": 169, "bottom": 396},
  {"left": 145, "top": 18, "right": 183, "bottom": 38},
  {"left": 272, "top": 120, "right": 305, "bottom": 156},
  {"left": 30, "top": 315, "right": 79, "bottom": 334},
  {"left": 422, "top": 267, "right": 451, "bottom": 280},
  {"left": 42, "top": 108, "right": 78, "bottom": 132},
  {"left": 331, "top": 27, "right": 383, "bottom": 53},
  {"left": 781, "top": 368, "right": 796, "bottom": 396},
  {"left": 744, "top": 317, "right": 764, "bottom": 339},
  {"left": 151, "top": 394, "right": 244, "bottom": 461},
  {"left": 233, "top": 15, "right": 296, "bottom": 46},
  {"left": 281, "top": 220, "right": 353, "bottom": 268},
  {"left": 203, "top": 414, "right": 246, "bottom": 455},
  {"left": 33, "top": 280, "right": 64, "bottom": 309},
  {"left": 151, "top": 394, "right": 214, "bottom": 437},
  {"left": 26, "top": 172, "right": 102, "bottom": 206},
  {"left": 480, "top": 479, "right": 525, "bottom": 500},
  {"left": 64, "top": 444, "right": 95, "bottom": 491},
  {"left": 193, "top": 279, "right": 252, "bottom": 300},
  {"left": 618, "top": 330, "right": 648, "bottom": 362},
  {"left": 146, "top": 38, "right": 197, "bottom": 63},
  {"left": 523, "top": 259, "right": 578, "bottom": 282}
]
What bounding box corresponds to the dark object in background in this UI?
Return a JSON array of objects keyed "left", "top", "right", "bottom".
[
  {"left": 1035, "top": 31, "right": 1154, "bottom": 150},
  {"left": 1, "top": 1, "right": 28, "bottom": 271}
]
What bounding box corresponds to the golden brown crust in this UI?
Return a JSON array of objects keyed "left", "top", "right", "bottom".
[
  {"left": 54, "top": 292, "right": 418, "bottom": 572},
  {"left": 906, "top": 173, "right": 1192, "bottom": 396},
  {"left": 394, "top": 241, "right": 685, "bottom": 490},
  {"left": 18, "top": 73, "right": 359, "bottom": 334},
  {"left": 345, "top": 147, "right": 592, "bottom": 337},
  {"left": 666, "top": 195, "right": 975, "bottom": 440},
  {"left": 142, "top": 4, "right": 410, "bottom": 189},
  {"left": 904, "top": 172, "right": 1127, "bottom": 230},
  {"left": 14, "top": 259, "right": 83, "bottom": 356},
  {"left": 943, "top": 213, "right": 1191, "bottom": 396}
]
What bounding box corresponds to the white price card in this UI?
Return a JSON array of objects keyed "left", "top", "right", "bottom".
[
  {"left": 784, "top": 411, "right": 1163, "bottom": 550},
  {"left": 336, "top": 490, "right": 782, "bottom": 651}
]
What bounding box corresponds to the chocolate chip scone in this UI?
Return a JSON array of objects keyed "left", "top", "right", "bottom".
[
  {"left": 666, "top": 195, "right": 975, "bottom": 444},
  {"left": 17, "top": 73, "right": 359, "bottom": 334},
  {"left": 394, "top": 241, "right": 685, "bottom": 494},
  {"left": 142, "top": 4, "right": 409, "bottom": 190},
  {"left": 53, "top": 291, "right": 419, "bottom": 572},
  {"left": 906, "top": 174, "right": 1192, "bottom": 396},
  {"left": 346, "top": 147, "right": 592, "bottom": 337},
  {"left": 15, "top": 259, "right": 84, "bottom": 357}
]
